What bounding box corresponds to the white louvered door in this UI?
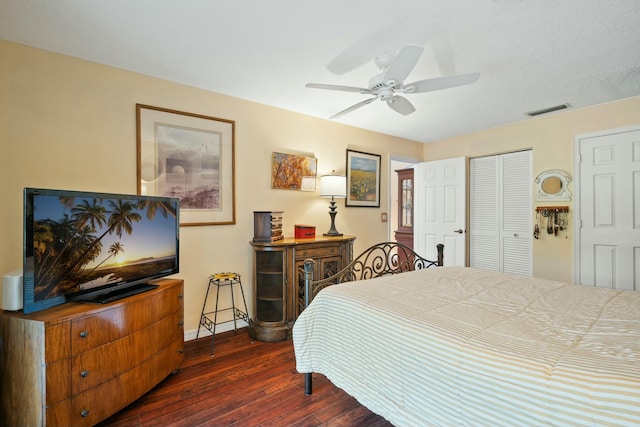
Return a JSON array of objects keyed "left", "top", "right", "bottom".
[
  {"left": 470, "top": 155, "right": 499, "bottom": 271},
  {"left": 470, "top": 151, "right": 532, "bottom": 276},
  {"left": 501, "top": 152, "right": 533, "bottom": 275}
]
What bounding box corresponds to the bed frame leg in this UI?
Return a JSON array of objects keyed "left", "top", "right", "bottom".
[{"left": 305, "top": 373, "right": 313, "bottom": 395}]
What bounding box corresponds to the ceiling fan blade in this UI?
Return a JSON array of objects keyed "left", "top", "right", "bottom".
[
  {"left": 305, "top": 83, "right": 371, "bottom": 94},
  {"left": 327, "top": 26, "right": 402, "bottom": 75},
  {"left": 405, "top": 72, "right": 480, "bottom": 93},
  {"left": 387, "top": 96, "right": 416, "bottom": 116},
  {"left": 430, "top": 37, "right": 456, "bottom": 76},
  {"left": 384, "top": 45, "right": 424, "bottom": 84},
  {"left": 330, "top": 97, "right": 377, "bottom": 119}
]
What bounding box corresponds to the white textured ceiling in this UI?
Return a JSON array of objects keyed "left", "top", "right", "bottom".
[{"left": 1, "top": 0, "right": 639, "bottom": 143}]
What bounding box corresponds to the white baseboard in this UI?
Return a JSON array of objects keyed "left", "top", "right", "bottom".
[{"left": 183, "top": 320, "right": 249, "bottom": 342}]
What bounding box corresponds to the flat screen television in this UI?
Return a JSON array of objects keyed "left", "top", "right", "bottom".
[{"left": 23, "top": 187, "right": 180, "bottom": 314}]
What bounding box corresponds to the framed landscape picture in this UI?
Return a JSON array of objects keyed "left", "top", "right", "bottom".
[
  {"left": 136, "top": 104, "right": 236, "bottom": 226},
  {"left": 271, "top": 152, "right": 317, "bottom": 191},
  {"left": 346, "top": 149, "right": 381, "bottom": 207}
]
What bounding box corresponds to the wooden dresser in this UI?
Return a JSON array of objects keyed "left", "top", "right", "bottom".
[
  {"left": 0, "top": 278, "right": 184, "bottom": 427},
  {"left": 250, "top": 236, "right": 355, "bottom": 342}
]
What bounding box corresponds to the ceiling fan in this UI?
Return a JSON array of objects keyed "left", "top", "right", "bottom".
[{"left": 306, "top": 45, "right": 480, "bottom": 119}]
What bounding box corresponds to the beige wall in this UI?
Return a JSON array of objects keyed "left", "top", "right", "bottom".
[
  {"left": 0, "top": 40, "right": 424, "bottom": 334},
  {"left": 3, "top": 39, "right": 639, "bottom": 332},
  {"left": 423, "top": 96, "right": 640, "bottom": 282}
]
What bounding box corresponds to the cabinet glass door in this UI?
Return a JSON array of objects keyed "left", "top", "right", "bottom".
[
  {"left": 254, "top": 249, "right": 285, "bottom": 324},
  {"left": 395, "top": 168, "right": 414, "bottom": 252},
  {"left": 400, "top": 175, "right": 413, "bottom": 229}
]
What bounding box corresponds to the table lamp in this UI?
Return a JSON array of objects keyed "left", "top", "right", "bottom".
[{"left": 319, "top": 171, "right": 347, "bottom": 236}]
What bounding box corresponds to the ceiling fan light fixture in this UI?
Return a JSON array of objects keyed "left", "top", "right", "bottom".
[
  {"left": 379, "top": 88, "right": 394, "bottom": 101},
  {"left": 525, "top": 103, "right": 571, "bottom": 117}
]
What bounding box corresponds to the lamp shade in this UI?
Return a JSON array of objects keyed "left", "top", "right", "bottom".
[{"left": 319, "top": 174, "right": 346, "bottom": 198}]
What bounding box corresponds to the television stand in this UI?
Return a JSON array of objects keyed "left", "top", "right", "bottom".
[{"left": 0, "top": 278, "right": 184, "bottom": 427}]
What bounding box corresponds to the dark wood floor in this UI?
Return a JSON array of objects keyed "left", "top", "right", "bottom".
[{"left": 97, "top": 329, "right": 393, "bottom": 427}]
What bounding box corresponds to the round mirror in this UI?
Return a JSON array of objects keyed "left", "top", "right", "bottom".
[
  {"left": 541, "top": 176, "right": 562, "bottom": 195},
  {"left": 535, "top": 170, "right": 572, "bottom": 201}
]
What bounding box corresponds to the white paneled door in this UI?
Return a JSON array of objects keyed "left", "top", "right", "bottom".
[
  {"left": 576, "top": 126, "right": 640, "bottom": 290},
  {"left": 414, "top": 157, "right": 466, "bottom": 266}
]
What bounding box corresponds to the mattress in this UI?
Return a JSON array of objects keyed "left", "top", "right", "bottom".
[{"left": 293, "top": 267, "right": 640, "bottom": 426}]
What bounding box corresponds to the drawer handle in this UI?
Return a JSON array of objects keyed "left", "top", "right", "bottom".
[
  {"left": 178, "top": 320, "right": 184, "bottom": 326},
  {"left": 178, "top": 294, "right": 184, "bottom": 299},
  {"left": 178, "top": 348, "right": 184, "bottom": 354},
  {"left": 81, "top": 409, "right": 90, "bottom": 417},
  {"left": 79, "top": 331, "right": 89, "bottom": 338},
  {"left": 80, "top": 370, "right": 89, "bottom": 378}
]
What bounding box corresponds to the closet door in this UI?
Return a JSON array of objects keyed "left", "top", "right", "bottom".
[
  {"left": 501, "top": 151, "right": 532, "bottom": 275},
  {"left": 470, "top": 156, "right": 499, "bottom": 271},
  {"left": 470, "top": 151, "right": 532, "bottom": 276}
]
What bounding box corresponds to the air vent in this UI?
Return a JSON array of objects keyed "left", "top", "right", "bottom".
[{"left": 525, "top": 103, "right": 571, "bottom": 117}]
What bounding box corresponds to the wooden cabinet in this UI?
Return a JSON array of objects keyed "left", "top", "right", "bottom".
[
  {"left": 250, "top": 235, "right": 355, "bottom": 342},
  {"left": 0, "top": 278, "right": 184, "bottom": 427},
  {"left": 395, "top": 168, "right": 414, "bottom": 250}
]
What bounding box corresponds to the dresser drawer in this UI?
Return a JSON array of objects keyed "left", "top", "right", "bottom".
[
  {"left": 45, "top": 321, "right": 71, "bottom": 362},
  {"left": 45, "top": 399, "right": 73, "bottom": 427},
  {"left": 71, "top": 311, "right": 183, "bottom": 394},
  {"left": 71, "top": 339, "right": 184, "bottom": 427},
  {"left": 46, "top": 357, "right": 71, "bottom": 405},
  {"left": 296, "top": 243, "right": 342, "bottom": 259},
  {"left": 70, "top": 283, "right": 183, "bottom": 352}
]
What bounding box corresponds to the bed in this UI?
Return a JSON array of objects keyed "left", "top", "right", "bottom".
[{"left": 292, "top": 242, "right": 640, "bottom": 427}]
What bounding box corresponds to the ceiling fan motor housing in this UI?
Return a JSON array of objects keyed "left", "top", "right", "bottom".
[
  {"left": 374, "top": 53, "right": 395, "bottom": 70},
  {"left": 368, "top": 73, "right": 386, "bottom": 90},
  {"left": 378, "top": 88, "right": 395, "bottom": 101},
  {"left": 368, "top": 73, "right": 401, "bottom": 100}
]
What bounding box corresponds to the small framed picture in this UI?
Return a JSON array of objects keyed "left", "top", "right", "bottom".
[
  {"left": 346, "top": 149, "right": 381, "bottom": 207},
  {"left": 271, "top": 152, "right": 317, "bottom": 191}
]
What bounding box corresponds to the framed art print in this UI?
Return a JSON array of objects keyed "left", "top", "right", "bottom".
[
  {"left": 136, "top": 104, "right": 235, "bottom": 226},
  {"left": 346, "top": 149, "right": 381, "bottom": 207},
  {"left": 271, "top": 152, "right": 317, "bottom": 191}
]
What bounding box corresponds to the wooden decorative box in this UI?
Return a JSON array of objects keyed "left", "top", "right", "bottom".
[
  {"left": 253, "top": 211, "right": 284, "bottom": 242},
  {"left": 294, "top": 224, "right": 316, "bottom": 239}
]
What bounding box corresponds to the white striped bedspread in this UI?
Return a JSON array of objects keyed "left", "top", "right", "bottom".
[{"left": 292, "top": 267, "right": 640, "bottom": 427}]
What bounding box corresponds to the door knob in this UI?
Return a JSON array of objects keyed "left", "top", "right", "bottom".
[{"left": 454, "top": 229, "right": 464, "bottom": 234}]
